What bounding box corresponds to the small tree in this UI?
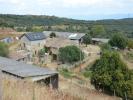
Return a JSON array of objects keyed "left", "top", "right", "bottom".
[
  {"left": 50, "top": 32, "right": 56, "bottom": 38},
  {"left": 58, "top": 45, "right": 84, "bottom": 63},
  {"left": 0, "top": 42, "right": 9, "bottom": 57},
  {"left": 109, "top": 33, "right": 127, "bottom": 49},
  {"left": 83, "top": 34, "right": 91, "bottom": 46}
]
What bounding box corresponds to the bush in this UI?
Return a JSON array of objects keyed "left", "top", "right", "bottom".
[
  {"left": 109, "top": 33, "right": 128, "bottom": 49},
  {"left": 83, "top": 34, "right": 91, "bottom": 46},
  {"left": 127, "top": 39, "right": 133, "bottom": 49},
  {"left": 50, "top": 32, "right": 56, "bottom": 38},
  {"left": 83, "top": 71, "right": 92, "bottom": 78},
  {"left": 59, "top": 68, "right": 73, "bottom": 78},
  {"left": 58, "top": 45, "right": 84, "bottom": 63},
  {"left": 91, "top": 51, "right": 133, "bottom": 99},
  {"left": 0, "top": 42, "right": 9, "bottom": 57}
]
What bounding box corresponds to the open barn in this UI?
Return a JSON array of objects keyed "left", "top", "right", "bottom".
[{"left": 0, "top": 57, "right": 58, "bottom": 89}]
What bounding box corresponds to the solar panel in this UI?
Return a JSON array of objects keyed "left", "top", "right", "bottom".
[{"left": 25, "top": 32, "right": 46, "bottom": 41}]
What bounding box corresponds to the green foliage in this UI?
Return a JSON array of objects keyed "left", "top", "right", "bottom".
[
  {"left": 109, "top": 33, "right": 128, "bottom": 49},
  {"left": 83, "top": 34, "right": 91, "bottom": 46},
  {"left": 26, "top": 26, "right": 33, "bottom": 32},
  {"left": 100, "top": 43, "right": 112, "bottom": 51},
  {"left": 50, "top": 32, "right": 56, "bottom": 38},
  {"left": 91, "top": 51, "right": 133, "bottom": 99},
  {"left": 83, "top": 71, "right": 92, "bottom": 78},
  {"left": 59, "top": 68, "right": 73, "bottom": 78},
  {"left": 1, "top": 14, "right": 133, "bottom": 38},
  {"left": 0, "top": 42, "right": 9, "bottom": 57},
  {"left": 91, "top": 25, "right": 106, "bottom": 37},
  {"left": 127, "top": 39, "right": 133, "bottom": 49},
  {"left": 38, "top": 47, "right": 48, "bottom": 57},
  {"left": 58, "top": 45, "right": 84, "bottom": 63}
]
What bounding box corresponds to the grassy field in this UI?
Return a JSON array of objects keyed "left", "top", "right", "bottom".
[{"left": 2, "top": 76, "right": 79, "bottom": 100}]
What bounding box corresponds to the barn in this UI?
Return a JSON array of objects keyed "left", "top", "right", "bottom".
[{"left": 0, "top": 57, "right": 58, "bottom": 89}]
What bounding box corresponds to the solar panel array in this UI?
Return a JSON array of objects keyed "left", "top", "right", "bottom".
[{"left": 0, "top": 57, "right": 57, "bottom": 78}]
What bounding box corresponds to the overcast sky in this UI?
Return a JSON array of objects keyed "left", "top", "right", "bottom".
[{"left": 0, "top": 0, "right": 133, "bottom": 20}]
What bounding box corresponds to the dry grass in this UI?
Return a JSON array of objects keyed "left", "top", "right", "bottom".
[{"left": 2, "top": 77, "right": 79, "bottom": 100}]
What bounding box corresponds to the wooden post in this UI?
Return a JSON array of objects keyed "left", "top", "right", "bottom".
[{"left": 114, "top": 90, "right": 116, "bottom": 97}]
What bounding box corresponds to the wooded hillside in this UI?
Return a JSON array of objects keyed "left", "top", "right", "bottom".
[{"left": 0, "top": 14, "right": 133, "bottom": 38}]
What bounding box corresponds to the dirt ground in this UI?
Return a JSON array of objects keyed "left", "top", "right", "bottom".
[{"left": 120, "top": 50, "right": 133, "bottom": 70}]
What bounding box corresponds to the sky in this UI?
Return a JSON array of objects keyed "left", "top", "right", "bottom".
[{"left": 0, "top": 0, "right": 133, "bottom": 20}]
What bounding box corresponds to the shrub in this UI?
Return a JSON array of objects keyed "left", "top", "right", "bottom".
[
  {"left": 91, "top": 51, "right": 133, "bottom": 99},
  {"left": 109, "top": 33, "right": 128, "bottom": 49},
  {"left": 58, "top": 45, "right": 84, "bottom": 63},
  {"left": 0, "top": 42, "right": 9, "bottom": 57}
]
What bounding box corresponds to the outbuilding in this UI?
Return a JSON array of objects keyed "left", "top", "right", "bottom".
[{"left": 0, "top": 57, "right": 58, "bottom": 89}]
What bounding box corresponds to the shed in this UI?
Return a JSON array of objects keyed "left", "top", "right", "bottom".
[
  {"left": 92, "top": 38, "right": 109, "bottom": 44},
  {"left": 0, "top": 57, "right": 58, "bottom": 89},
  {"left": 0, "top": 37, "right": 14, "bottom": 43}
]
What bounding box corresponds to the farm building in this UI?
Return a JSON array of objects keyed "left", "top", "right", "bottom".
[
  {"left": 0, "top": 37, "right": 14, "bottom": 43},
  {"left": 0, "top": 57, "right": 58, "bottom": 89},
  {"left": 92, "top": 38, "right": 109, "bottom": 44},
  {"left": 43, "top": 31, "right": 85, "bottom": 44},
  {"left": 45, "top": 38, "right": 77, "bottom": 61},
  {"left": 20, "top": 32, "right": 46, "bottom": 55}
]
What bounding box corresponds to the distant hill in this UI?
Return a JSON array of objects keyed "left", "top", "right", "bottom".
[{"left": 0, "top": 14, "right": 133, "bottom": 38}]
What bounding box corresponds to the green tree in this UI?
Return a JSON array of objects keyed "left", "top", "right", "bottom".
[
  {"left": 50, "top": 32, "right": 56, "bottom": 38},
  {"left": 58, "top": 45, "right": 84, "bottom": 63},
  {"left": 83, "top": 34, "right": 91, "bottom": 46},
  {"left": 109, "top": 33, "right": 128, "bottom": 49},
  {"left": 91, "top": 51, "right": 133, "bottom": 99},
  {"left": 0, "top": 42, "right": 9, "bottom": 57},
  {"left": 91, "top": 25, "right": 106, "bottom": 37}
]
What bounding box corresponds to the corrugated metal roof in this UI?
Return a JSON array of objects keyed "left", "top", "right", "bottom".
[
  {"left": 0, "top": 57, "right": 57, "bottom": 78},
  {"left": 25, "top": 32, "right": 46, "bottom": 41},
  {"left": 68, "top": 34, "right": 85, "bottom": 40}
]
